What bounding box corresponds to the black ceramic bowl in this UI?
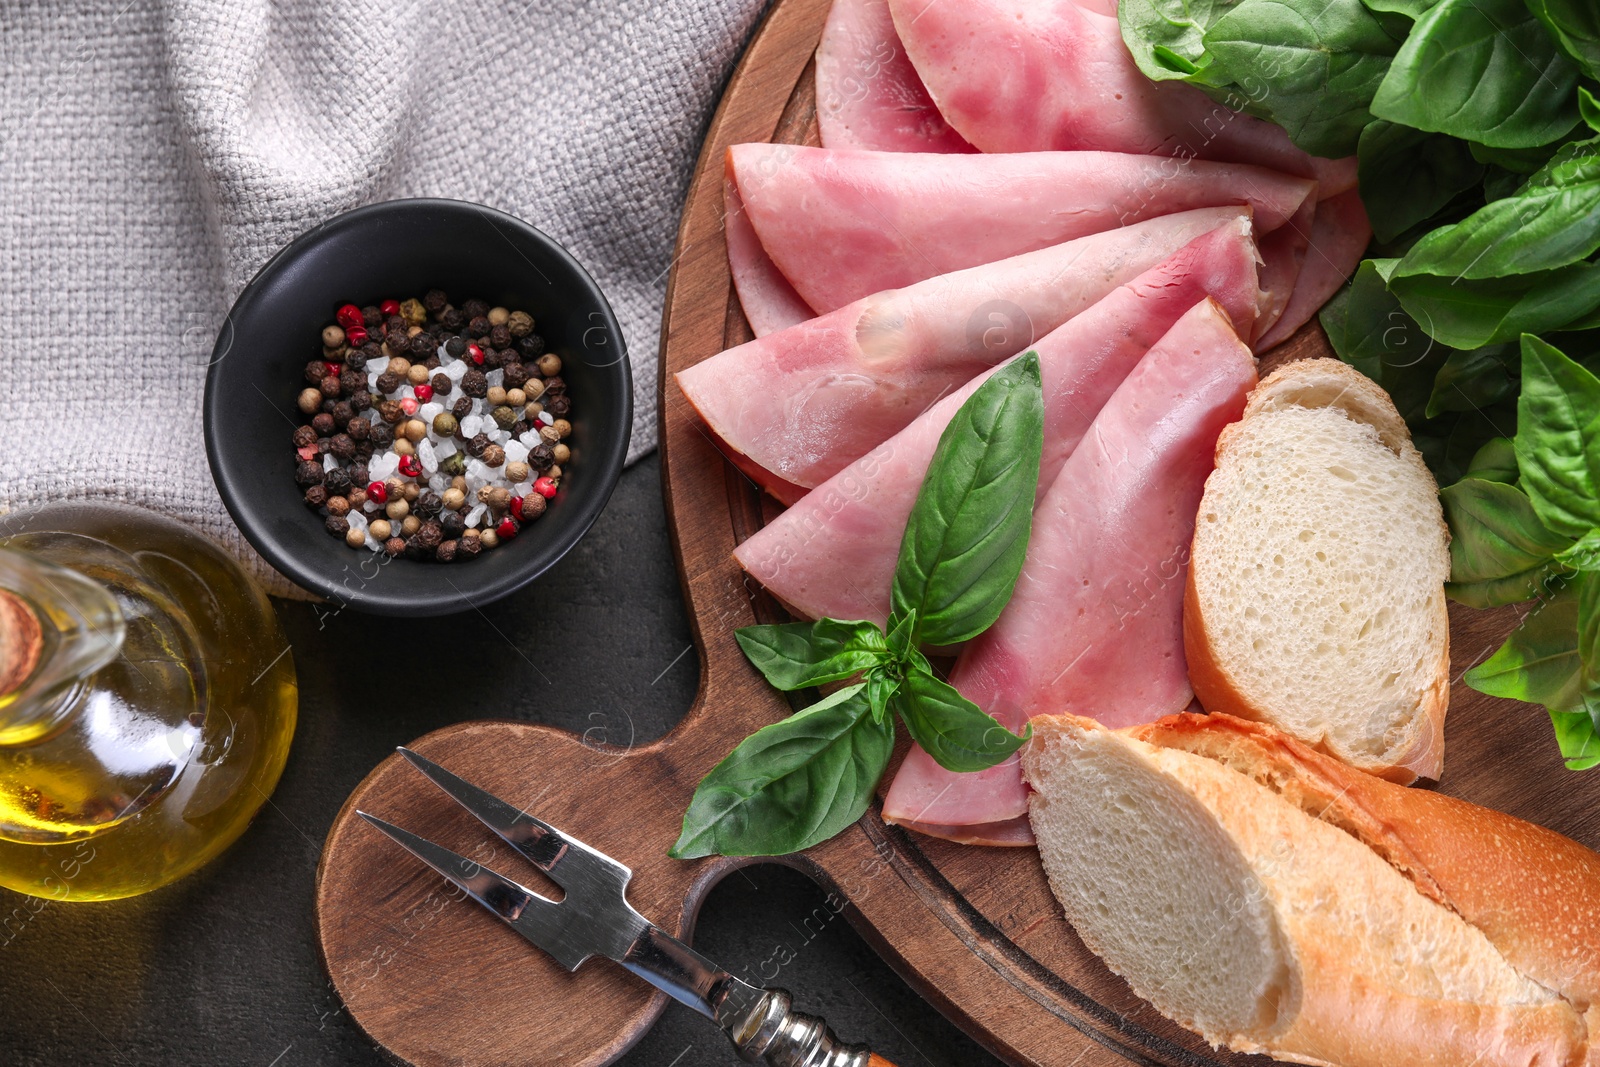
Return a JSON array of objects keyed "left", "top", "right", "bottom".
[{"left": 205, "top": 199, "right": 631, "bottom": 616}]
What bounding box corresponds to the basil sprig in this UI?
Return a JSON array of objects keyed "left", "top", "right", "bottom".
[
  {"left": 671, "top": 354, "right": 1044, "bottom": 858},
  {"left": 1432, "top": 337, "right": 1600, "bottom": 768}
]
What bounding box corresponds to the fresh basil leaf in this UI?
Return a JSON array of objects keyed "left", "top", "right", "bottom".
[
  {"left": 1322, "top": 259, "right": 1441, "bottom": 384},
  {"left": 1201, "top": 0, "right": 1398, "bottom": 157},
  {"left": 864, "top": 667, "right": 899, "bottom": 725},
  {"left": 669, "top": 683, "right": 893, "bottom": 858},
  {"left": 891, "top": 353, "right": 1043, "bottom": 647},
  {"left": 1425, "top": 344, "right": 1515, "bottom": 416},
  {"left": 1371, "top": 0, "right": 1581, "bottom": 149},
  {"left": 1440, "top": 477, "right": 1574, "bottom": 606},
  {"left": 884, "top": 609, "right": 916, "bottom": 660},
  {"left": 1515, "top": 335, "right": 1600, "bottom": 538},
  {"left": 1359, "top": 0, "right": 1439, "bottom": 17},
  {"left": 1465, "top": 582, "right": 1588, "bottom": 708},
  {"left": 1582, "top": 88, "right": 1600, "bottom": 135},
  {"left": 1389, "top": 263, "right": 1600, "bottom": 349},
  {"left": 1117, "top": 0, "right": 1245, "bottom": 83},
  {"left": 1525, "top": 0, "right": 1600, "bottom": 82},
  {"left": 1466, "top": 436, "right": 1520, "bottom": 483},
  {"left": 893, "top": 667, "right": 1029, "bottom": 773},
  {"left": 1557, "top": 529, "right": 1600, "bottom": 570},
  {"left": 1395, "top": 145, "right": 1600, "bottom": 279},
  {"left": 1358, "top": 121, "right": 1485, "bottom": 243},
  {"left": 734, "top": 618, "right": 887, "bottom": 691},
  {"left": 1547, "top": 708, "right": 1600, "bottom": 770},
  {"left": 1469, "top": 140, "right": 1565, "bottom": 175}
]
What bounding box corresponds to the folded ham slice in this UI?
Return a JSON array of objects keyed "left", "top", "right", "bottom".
[
  {"left": 728, "top": 143, "right": 1316, "bottom": 316},
  {"left": 881, "top": 299, "right": 1257, "bottom": 845},
  {"left": 724, "top": 169, "right": 816, "bottom": 337},
  {"left": 1257, "top": 188, "right": 1373, "bottom": 350},
  {"left": 735, "top": 220, "right": 1262, "bottom": 626},
  {"left": 677, "top": 206, "right": 1250, "bottom": 495},
  {"left": 815, "top": 0, "right": 975, "bottom": 153},
  {"left": 887, "top": 0, "right": 1357, "bottom": 199}
]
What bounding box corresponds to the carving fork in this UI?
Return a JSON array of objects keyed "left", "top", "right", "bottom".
[{"left": 358, "top": 748, "right": 897, "bottom": 1067}]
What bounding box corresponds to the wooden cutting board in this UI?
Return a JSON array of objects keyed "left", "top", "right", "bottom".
[{"left": 314, "top": 0, "right": 1600, "bottom": 1064}]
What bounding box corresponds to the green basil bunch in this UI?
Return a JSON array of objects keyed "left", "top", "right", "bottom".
[
  {"left": 670, "top": 355, "right": 1045, "bottom": 858},
  {"left": 1438, "top": 337, "right": 1600, "bottom": 769}
]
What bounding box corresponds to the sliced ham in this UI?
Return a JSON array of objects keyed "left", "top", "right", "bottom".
[
  {"left": 724, "top": 168, "right": 816, "bottom": 337},
  {"left": 1252, "top": 192, "right": 1316, "bottom": 343},
  {"left": 735, "top": 220, "right": 1263, "bottom": 626},
  {"left": 887, "top": 0, "right": 1357, "bottom": 199},
  {"left": 1256, "top": 188, "right": 1373, "bottom": 350},
  {"left": 814, "top": 0, "right": 975, "bottom": 153},
  {"left": 677, "top": 206, "right": 1250, "bottom": 494},
  {"left": 728, "top": 143, "right": 1315, "bottom": 316},
  {"left": 881, "top": 298, "right": 1257, "bottom": 845}
]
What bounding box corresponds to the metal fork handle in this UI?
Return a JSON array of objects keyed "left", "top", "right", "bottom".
[{"left": 726, "top": 988, "right": 898, "bottom": 1067}]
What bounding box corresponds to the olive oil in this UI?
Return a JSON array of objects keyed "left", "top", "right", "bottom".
[{"left": 0, "top": 504, "right": 297, "bottom": 901}]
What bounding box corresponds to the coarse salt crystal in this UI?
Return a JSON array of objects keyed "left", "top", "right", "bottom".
[
  {"left": 460, "top": 415, "right": 482, "bottom": 438},
  {"left": 368, "top": 453, "right": 398, "bottom": 482},
  {"left": 443, "top": 361, "right": 468, "bottom": 382},
  {"left": 347, "top": 512, "right": 368, "bottom": 532},
  {"left": 365, "top": 356, "right": 389, "bottom": 375},
  {"left": 322, "top": 453, "right": 338, "bottom": 472},
  {"left": 518, "top": 431, "right": 542, "bottom": 448},
  {"left": 419, "top": 402, "right": 443, "bottom": 423},
  {"left": 399, "top": 385, "right": 415, "bottom": 400},
  {"left": 364, "top": 500, "right": 380, "bottom": 513},
  {"left": 418, "top": 439, "right": 438, "bottom": 474},
  {"left": 505, "top": 440, "right": 529, "bottom": 464},
  {"left": 465, "top": 503, "right": 487, "bottom": 527},
  {"left": 538, "top": 410, "right": 555, "bottom": 426},
  {"left": 471, "top": 399, "right": 486, "bottom": 415},
  {"left": 491, "top": 429, "right": 510, "bottom": 445},
  {"left": 485, "top": 369, "right": 504, "bottom": 389},
  {"left": 466, "top": 459, "right": 492, "bottom": 482},
  {"left": 434, "top": 438, "right": 457, "bottom": 458},
  {"left": 428, "top": 473, "right": 450, "bottom": 493}
]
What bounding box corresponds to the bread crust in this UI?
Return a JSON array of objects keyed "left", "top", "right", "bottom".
[
  {"left": 1184, "top": 357, "right": 1451, "bottom": 782},
  {"left": 1027, "top": 713, "right": 1600, "bottom": 1067}
]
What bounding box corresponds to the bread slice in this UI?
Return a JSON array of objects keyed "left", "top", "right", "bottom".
[
  {"left": 1186, "top": 357, "right": 1450, "bottom": 782},
  {"left": 1024, "top": 714, "right": 1596, "bottom": 1067}
]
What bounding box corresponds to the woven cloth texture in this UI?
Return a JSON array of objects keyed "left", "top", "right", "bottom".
[{"left": 0, "top": 0, "right": 764, "bottom": 597}]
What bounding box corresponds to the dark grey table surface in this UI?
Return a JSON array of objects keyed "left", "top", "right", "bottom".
[{"left": 0, "top": 456, "right": 1005, "bottom": 1067}]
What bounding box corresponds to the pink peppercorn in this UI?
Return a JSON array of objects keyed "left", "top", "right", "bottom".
[
  {"left": 532, "top": 477, "right": 557, "bottom": 499},
  {"left": 400, "top": 397, "right": 419, "bottom": 416},
  {"left": 346, "top": 325, "right": 368, "bottom": 347},
  {"left": 380, "top": 299, "right": 401, "bottom": 317},
  {"left": 397, "top": 454, "right": 421, "bottom": 478},
  {"left": 467, "top": 343, "right": 484, "bottom": 366},
  {"left": 366, "top": 481, "right": 388, "bottom": 504},
  {"left": 414, "top": 384, "right": 433, "bottom": 403},
  {"left": 496, "top": 518, "right": 519, "bottom": 540},
  {"left": 336, "top": 304, "right": 363, "bottom": 330}
]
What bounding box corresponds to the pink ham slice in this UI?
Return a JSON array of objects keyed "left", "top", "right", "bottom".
[
  {"left": 735, "top": 219, "right": 1262, "bottom": 626},
  {"left": 728, "top": 143, "right": 1315, "bottom": 316},
  {"left": 677, "top": 206, "right": 1250, "bottom": 495},
  {"left": 1252, "top": 191, "right": 1315, "bottom": 344},
  {"left": 881, "top": 298, "right": 1257, "bottom": 846},
  {"left": 815, "top": 0, "right": 975, "bottom": 153},
  {"left": 1256, "top": 188, "right": 1373, "bottom": 350},
  {"left": 724, "top": 169, "right": 816, "bottom": 337},
  {"left": 887, "top": 0, "right": 1357, "bottom": 199}
]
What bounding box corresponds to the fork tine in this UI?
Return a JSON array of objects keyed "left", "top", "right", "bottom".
[
  {"left": 396, "top": 747, "right": 627, "bottom": 889},
  {"left": 356, "top": 811, "right": 557, "bottom": 924}
]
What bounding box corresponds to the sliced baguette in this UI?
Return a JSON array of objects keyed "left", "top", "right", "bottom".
[
  {"left": 1023, "top": 713, "right": 1600, "bottom": 1067},
  {"left": 1186, "top": 357, "right": 1450, "bottom": 782}
]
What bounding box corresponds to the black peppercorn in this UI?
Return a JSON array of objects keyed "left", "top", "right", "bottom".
[
  {"left": 384, "top": 536, "right": 405, "bottom": 558},
  {"left": 350, "top": 389, "right": 373, "bottom": 412},
  {"left": 461, "top": 368, "right": 488, "bottom": 398},
  {"left": 296, "top": 460, "right": 325, "bottom": 486},
  {"left": 378, "top": 400, "right": 404, "bottom": 424},
  {"left": 543, "top": 375, "right": 566, "bottom": 394},
  {"left": 440, "top": 508, "right": 465, "bottom": 538},
  {"left": 483, "top": 348, "right": 505, "bottom": 370},
  {"left": 361, "top": 305, "right": 382, "bottom": 328},
  {"left": 292, "top": 425, "right": 318, "bottom": 448},
  {"left": 435, "top": 539, "right": 458, "bottom": 563},
  {"left": 468, "top": 315, "right": 491, "bottom": 337},
  {"left": 409, "top": 332, "right": 436, "bottom": 357},
  {"left": 330, "top": 400, "right": 354, "bottom": 425},
  {"left": 303, "top": 484, "right": 328, "bottom": 508},
  {"left": 462, "top": 298, "right": 489, "bottom": 320},
  {"left": 321, "top": 397, "right": 337, "bottom": 414},
  {"left": 305, "top": 359, "right": 330, "bottom": 384},
  {"left": 375, "top": 371, "right": 401, "bottom": 394},
  {"left": 346, "top": 418, "right": 370, "bottom": 442},
  {"left": 424, "top": 289, "right": 448, "bottom": 314},
  {"left": 384, "top": 314, "right": 407, "bottom": 338},
  {"left": 442, "top": 307, "right": 464, "bottom": 331},
  {"left": 316, "top": 437, "right": 332, "bottom": 454},
  {"left": 350, "top": 462, "right": 369, "bottom": 486},
  {"left": 415, "top": 491, "right": 442, "bottom": 519},
  {"left": 511, "top": 419, "right": 529, "bottom": 437},
  {"left": 325, "top": 514, "right": 350, "bottom": 538},
  {"left": 329, "top": 433, "right": 357, "bottom": 461},
  {"left": 489, "top": 324, "right": 511, "bottom": 349},
  {"left": 403, "top": 538, "right": 432, "bottom": 560},
  {"left": 528, "top": 443, "right": 555, "bottom": 470},
  {"left": 318, "top": 375, "right": 341, "bottom": 399},
  {"left": 518, "top": 333, "right": 545, "bottom": 358},
  {"left": 424, "top": 354, "right": 441, "bottom": 370},
  {"left": 466, "top": 432, "right": 490, "bottom": 458},
  {"left": 545, "top": 393, "right": 570, "bottom": 417},
  {"left": 415, "top": 520, "right": 443, "bottom": 549},
  {"left": 451, "top": 396, "right": 473, "bottom": 419},
  {"left": 345, "top": 347, "right": 368, "bottom": 370},
  {"left": 457, "top": 535, "right": 482, "bottom": 559},
  {"left": 502, "top": 363, "right": 529, "bottom": 389},
  {"left": 370, "top": 422, "right": 394, "bottom": 448},
  {"left": 312, "top": 412, "right": 337, "bottom": 436},
  {"left": 430, "top": 372, "right": 452, "bottom": 396},
  {"left": 444, "top": 336, "right": 466, "bottom": 358},
  {"left": 324, "top": 466, "right": 352, "bottom": 495},
  {"left": 360, "top": 341, "right": 384, "bottom": 361},
  {"left": 339, "top": 368, "right": 364, "bottom": 395}
]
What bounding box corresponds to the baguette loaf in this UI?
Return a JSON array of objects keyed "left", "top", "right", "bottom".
[
  {"left": 1185, "top": 358, "right": 1450, "bottom": 782},
  {"left": 1023, "top": 712, "right": 1600, "bottom": 1067}
]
